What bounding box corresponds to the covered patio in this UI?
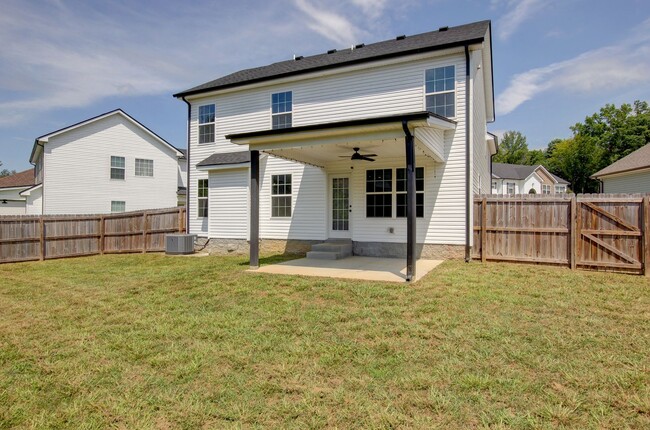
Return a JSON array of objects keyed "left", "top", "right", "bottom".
[{"left": 226, "top": 111, "right": 457, "bottom": 282}]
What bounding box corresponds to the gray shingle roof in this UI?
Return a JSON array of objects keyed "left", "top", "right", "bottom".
[
  {"left": 492, "top": 163, "right": 569, "bottom": 184},
  {"left": 591, "top": 143, "right": 650, "bottom": 178},
  {"left": 174, "top": 20, "right": 490, "bottom": 98},
  {"left": 197, "top": 151, "right": 251, "bottom": 168}
]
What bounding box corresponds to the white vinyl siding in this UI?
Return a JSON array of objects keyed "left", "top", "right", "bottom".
[
  {"left": 470, "top": 50, "right": 490, "bottom": 195},
  {"left": 42, "top": 113, "right": 179, "bottom": 214},
  {"left": 602, "top": 170, "right": 650, "bottom": 193},
  {"left": 187, "top": 50, "right": 469, "bottom": 245},
  {"left": 208, "top": 168, "right": 248, "bottom": 239}
]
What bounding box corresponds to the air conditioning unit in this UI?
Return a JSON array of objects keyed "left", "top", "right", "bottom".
[{"left": 166, "top": 234, "right": 196, "bottom": 255}]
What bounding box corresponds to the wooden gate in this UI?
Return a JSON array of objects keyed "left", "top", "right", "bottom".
[{"left": 576, "top": 196, "right": 645, "bottom": 273}]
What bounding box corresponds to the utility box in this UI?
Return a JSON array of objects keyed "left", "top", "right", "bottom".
[{"left": 166, "top": 234, "right": 196, "bottom": 255}]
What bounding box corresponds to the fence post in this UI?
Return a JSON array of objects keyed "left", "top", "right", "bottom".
[
  {"left": 570, "top": 196, "right": 576, "bottom": 270},
  {"left": 39, "top": 217, "right": 45, "bottom": 261},
  {"left": 641, "top": 196, "right": 650, "bottom": 276},
  {"left": 178, "top": 207, "right": 183, "bottom": 233},
  {"left": 99, "top": 215, "right": 105, "bottom": 255},
  {"left": 481, "top": 197, "right": 487, "bottom": 263},
  {"left": 142, "top": 212, "right": 148, "bottom": 253}
]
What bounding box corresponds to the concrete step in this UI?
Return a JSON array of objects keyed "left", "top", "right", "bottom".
[
  {"left": 325, "top": 238, "right": 352, "bottom": 244},
  {"left": 306, "top": 251, "right": 346, "bottom": 260},
  {"left": 311, "top": 243, "right": 353, "bottom": 253}
]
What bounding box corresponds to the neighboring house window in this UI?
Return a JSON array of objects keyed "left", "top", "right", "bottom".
[
  {"left": 198, "top": 179, "right": 208, "bottom": 217},
  {"left": 555, "top": 185, "right": 566, "bottom": 193},
  {"left": 271, "top": 174, "right": 292, "bottom": 217},
  {"left": 396, "top": 167, "right": 424, "bottom": 218},
  {"left": 542, "top": 184, "right": 551, "bottom": 194},
  {"left": 198, "top": 104, "right": 215, "bottom": 144},
  {"left": 425, "top": 65, "right": 455, "bottom": 117},
  {"left": 366, "top": 169, "right": 392, "bottom": 218},
  {"left": 135, "top": 159, "right": 153, "bottom": 177},
  {"left": 111, "top": 201, "right": 126, "bottom": 213},
  {"left": 110, "top": 156, "right": 125, "bottom": 180},
  {"left": 492, "top": 181, "right": 498, "bottom": 192},
  {"left": 271, "top": 91, "right": 292, "bottom": 129},
  {"left": 506, "top": 182, "right": 515, "bottom": 194}
]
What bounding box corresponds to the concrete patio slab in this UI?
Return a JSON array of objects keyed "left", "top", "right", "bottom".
[{"left": 251, "top": 256, "right": 443, "bottom": 283}]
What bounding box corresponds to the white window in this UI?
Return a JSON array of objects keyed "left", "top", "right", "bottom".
[
  {"left": 271, "top": 91, "right": 292, "bottom": 129},
  {"left": 542, "top": 184, "right": 551, "bottom": 194},
  {"left": 366, "top": 169, "right": 392, "bottom": 218},
  {"left": 506, "top": 182, "right": 515, "bottom": 194},
  {"left": 198, "top": 179, "right": 208, "bottom": 218},
  {"left": 111, "top": 201, "right": 125, "bottom": 213},
  {"left": 425, "top": 65, "right": 455, "bottom": 117},
  {"left": 396, "top": 168, "right": 424, "bottom": 218},
  {"left": 492, "top": 181, "right": 498, "bottom": 192},
  {"left": 271, "top": 174, "right": 292, "bottom": 217},
  {"left": 135, "top": 159, "right": 153, "bottom": 177},
  {"left": 110, "top": 156, "right": 125, "bottom": 180},
  {"left": 198, "top": 104, "right": 215, "bottom": 144},
  {"left": 555, "top": 185, "right": 566, "bottom": 193}
]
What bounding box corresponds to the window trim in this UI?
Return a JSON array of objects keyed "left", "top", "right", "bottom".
[
  {"left": 506, "top": 182, "right": 516, "bottom": 194},
  {"left": 111, "top": 200, "right": 126, "bottom": 213},
  {"left": 270, "top": 91, "right": 293, "bottom": 130},
  {"left": 134, "top": 158, "right": 154, "bottom": 177},
  {"left": 396, "top": 167, "right": 425, "bottom": 218},
  {"left": 110, "top": 156, "right": 125, "bottom": 180},
  {"left": 197, "top": 179, "right": 208, "bottom": 218},
  {"left": 423, "top": 65, "right": 456, "bottom": 118},
  {"left": 365, "top": 167, "right": 425, "bottom": 219},
  {"left": 542, "top": 184, "right": 552, "bottom": 195},
  {"left": 271, "top": 174, "right": 292, "bottom": 218},
  {"left": 198, "top": 104, "right": 216, "bottom": 144}
]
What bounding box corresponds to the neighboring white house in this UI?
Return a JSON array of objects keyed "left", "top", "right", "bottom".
[
  {"left": 26, "top": 109, "right": 185, "bottom": 215},
  {"left": 591, "top": 143, "right": 650, "bottom": 193},
  {"left": 491, "top": 163, "right": 569, "bottom": 195},
  {"left": 0, "top": 168, "right": 35, "bottom": 215},
  {"left": 174, "top": 20, "right": 497, "bottom": 276}
]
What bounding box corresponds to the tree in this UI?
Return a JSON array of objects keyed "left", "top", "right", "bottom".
[
  {"left": 525, "top": 149, "right": 546, "bottom": 166},
  {"left": 546, "top": 136, "right": 602, "bottom": 193},
  {"left": 0, "top": 160, "right": 16, "bottom": 178},
  {"left": 493, "top": 131, "right": 529, "bottom": 164}
]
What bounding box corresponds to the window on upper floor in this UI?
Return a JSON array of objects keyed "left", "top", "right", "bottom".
[
  {"left": 271, "top": 91, "right": 292, "bottom": 129},
  {"left": 111, "top": 201, "right": 126, "bottom": 213},
  {"left": 198, "top": 179, "right": 208, "bottom": 217},
  {"left": 110, "top": 156, "right": 125, "bottom": 180},
  {"left": 425, "top": 65, "right": 455, "bottom": 118},
  {"left": 135, "top": 159, "right": 153, "bottom": 177},
  {"left": 271, "top": 174, "right": 292, "bottom": 217},
  {"left": 198, "top": 104, "right": 215, "bottom": 144}
]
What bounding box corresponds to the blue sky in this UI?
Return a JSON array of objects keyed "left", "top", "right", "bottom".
[{"left": 1, "top": 0, "right": 649, "bottom": 171}]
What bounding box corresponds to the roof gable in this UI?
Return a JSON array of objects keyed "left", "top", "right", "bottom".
[
  {"left": 30, "top": 109, "right": 182, "bottom": 163},
  {"left": 175, "top": 20, "right": 490, "bottom": 98},
  {"left": 492, "top": 163, "right": 569, "bottom": 184}
]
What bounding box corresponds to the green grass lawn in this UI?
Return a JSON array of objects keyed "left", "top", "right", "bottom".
[{"left": 0, "top": 254, "right": 648, "bottom": 429}]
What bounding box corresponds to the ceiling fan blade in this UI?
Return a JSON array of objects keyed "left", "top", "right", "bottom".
[
  {"left": 362, "top": 154, "right": 378, "bottom": 157},
  {"left": 360, "top": 155, "right": 375, "bottom": 162}
]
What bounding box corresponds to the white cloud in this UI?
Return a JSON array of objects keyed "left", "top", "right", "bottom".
[
  {"left": 350, "top": 0, "right": 388, "bottom": 20},
  {"left": 495, "top": 0, "right": 548, "bottom": 41},
  {"left": 497, "top": 18, "right": 650, "bottom": 115},
  {"left": 293, "top": 0, "right": 363, "bottom": 45}
]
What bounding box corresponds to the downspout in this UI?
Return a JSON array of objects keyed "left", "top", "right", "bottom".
[
  {"left": 464, "top": 44, "right": 471, "bottom": 262},
  {"left": 181, "top": 97, "right": 191, "bottom": 232},
  {"left": 31, "top": 141, "right": 45, "bottom": 214}
]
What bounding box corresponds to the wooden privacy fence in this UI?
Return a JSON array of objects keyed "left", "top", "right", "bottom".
[
  {"left": 0, "top": 207, "right": 186, "bottom": 264},
  {"left": 473, "top": 194, "right": 650, "bottom": 275}
]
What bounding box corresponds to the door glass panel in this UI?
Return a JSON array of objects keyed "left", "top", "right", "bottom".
[{"left": 332, "top": 178, "right": 349, "bottom": 231}]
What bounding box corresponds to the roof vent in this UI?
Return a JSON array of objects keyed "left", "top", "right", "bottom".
[
  {"left": 327, "top": 49, "right": 337, "bottom": 54},
  {"left": 439, "top": 26, "right": 449, "bottom": 32},
  {"left": 293, "top": 54, "right": 304, "bottom": 61},
  {"left": 396, "top": 34, "right": 406, "bottom": 40},
  {"left": 355, "top": 43, "right": 365, "bottom": 49}
]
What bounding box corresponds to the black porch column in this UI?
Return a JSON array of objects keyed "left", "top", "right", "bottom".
[
  {"left": 403, "top": 121, "right": 416, "bottom": 281},
  {"left": 250, "top": 150, "right": 260, "bottom": 268}
]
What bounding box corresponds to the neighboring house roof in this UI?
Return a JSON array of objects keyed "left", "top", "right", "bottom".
[
  {"left": 492, "top": 163, "right": 569, "bottom": 184},
  {"left": 197, "top": 151, "right": 251, "bottom": 168},
  {"left": 177, "top": 186, "right": 187, "bottom": 196},
  {"left": 178, "top": 148, "right": 187, "bottom": 159},
  {"left": 174, "top": 20, "right": 491, "bottom": 98},
  {"left": 30, "top": 109, "right": 183, "bottom": 163},
  {"left": 591, "top": 143, "right": 650, "bottom": 178},
  {"left": 0, "top": 168, "right": 35, "bottom": 189}
]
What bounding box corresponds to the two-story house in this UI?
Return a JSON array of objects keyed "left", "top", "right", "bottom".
[
  {"left": 174, "top": 20, "right": 496, "bottom": 280},
  {"left": 25, "top": 109, "right": 185, "bottom": 215},
  {"left": 491, "top": 163, "right": 569, "bottom": 195}
]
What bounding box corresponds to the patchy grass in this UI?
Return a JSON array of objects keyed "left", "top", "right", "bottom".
[{"left": 0, "top": 254, "right": 648, "bottom": 429}]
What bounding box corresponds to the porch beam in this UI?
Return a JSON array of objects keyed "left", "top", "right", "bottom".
[
  {"left": 403, "top": 121, "right": 416, "bottom": 282},
  {"left": 250, "top": 150, "right": 260, "bottom": 268}
]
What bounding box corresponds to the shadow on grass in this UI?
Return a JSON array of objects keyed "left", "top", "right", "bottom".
[{"left": 237, "top": 254, "right": 301, "bottom": 266}]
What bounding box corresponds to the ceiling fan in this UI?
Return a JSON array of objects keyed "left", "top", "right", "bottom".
[{"left": 339, "top": 147, "right": 377, "bottom": 162}]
